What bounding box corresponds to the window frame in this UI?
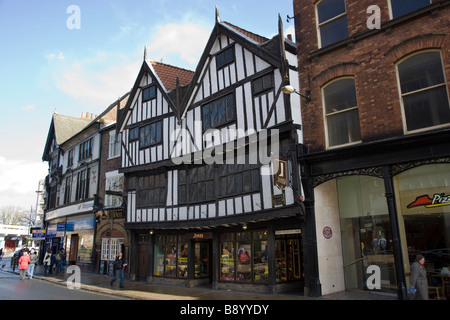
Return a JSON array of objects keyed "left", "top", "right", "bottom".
[
  {"left": 67, "top": 149, "right": 74, "bottom": 168},
  {"left": 108, "top": 131, "right": 121, "bottom": 159},
  {"left": 202, "top": 92, "right": 236, "bottom": 132},
  {"left": 216, "top": 46, "right": 235, "bottom": 70},
  {"left": 388, "top": 0, "right": 431, "bottom": 19},
  {"left": 178, "top": 166, "right": 215, "bottom": 205},
  {"left": 139, "top": 120, "right": 162, "bottom": 149},
  {"left": 322, "top": 76, "right": 362, "bottom": 149},
  {"left": 142, "top": 85, "right": 157, "bottom": 102},
  {"left": 252, "top": 72, "right": 275, "bottom": 97},
  {"left": 136, "top": 173, "right": 166, "bottom": 208},
  {"left": 315, "top": 0, "right": 349, "bottom": 49},
  {"left": 78, "top": 138, "right": 92, "bottom": 161},
  {"left": 395, "top": 50, "right": 450, "bottom": 134}
]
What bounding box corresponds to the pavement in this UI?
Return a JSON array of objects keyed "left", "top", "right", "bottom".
[{"left": 0, "top": 256, "right": 397, "bottom": 301}]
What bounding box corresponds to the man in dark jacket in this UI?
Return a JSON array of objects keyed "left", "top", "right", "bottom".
[{"left": 110, "top": 252, "right": 126, "bottom": 288}]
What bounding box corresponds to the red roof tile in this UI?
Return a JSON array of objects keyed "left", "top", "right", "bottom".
[
  {"left": 223, "top": 21, "right": 269, "bottom": 44},
  {"left": 150, "top": 61, "right": 194, "bottom": 91}
]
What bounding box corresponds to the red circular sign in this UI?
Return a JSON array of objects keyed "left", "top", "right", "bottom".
[
  {"left": 323, "top": 226, "right": 333, "bottom": 239},
  {"left": 240, "top": 252, "right": 248, "bottom": 263},
  {"left": 168, "top": 252, "right": 174, "bottom": 261}
]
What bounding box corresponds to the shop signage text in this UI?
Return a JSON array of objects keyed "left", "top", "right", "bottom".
[
  {"left": 186, "top": 232, "right": 212, "bottom": 240},
  {"left": 407, "top": 193, "right": 450, "bottom": 209}
]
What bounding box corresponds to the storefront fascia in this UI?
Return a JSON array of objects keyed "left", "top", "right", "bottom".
[{"left": 45, "top": 200, "right": 96, "bottom": 268}]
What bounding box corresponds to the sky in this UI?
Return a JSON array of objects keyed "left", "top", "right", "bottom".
[{"left": 0, "top": 0, "right": 295, "bottom": 211}]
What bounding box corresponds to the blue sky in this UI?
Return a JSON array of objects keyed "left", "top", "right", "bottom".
[{"left": 0, "top": 0, "right": 295, "bottom": 210}]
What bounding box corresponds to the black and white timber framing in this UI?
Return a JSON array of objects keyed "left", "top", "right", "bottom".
[{"left": 116, "top": 13, "right": 304, "bottom": 231}]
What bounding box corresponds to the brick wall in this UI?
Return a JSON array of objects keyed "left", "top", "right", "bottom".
[{"left": 293, "top": 0, "right": 450, "bottom": 152}]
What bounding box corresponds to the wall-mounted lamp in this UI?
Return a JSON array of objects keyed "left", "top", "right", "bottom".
[
  {"left": 281, "top": 85, "right": 311, "bottom": 103},
  {"left": 149, "top": 230, "right": 154, "bottom": 235},
  {"left": 242, "top": 223, "right": 248, "bottom": 231}
]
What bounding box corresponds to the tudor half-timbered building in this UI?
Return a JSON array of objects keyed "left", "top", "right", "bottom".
[{"left": 117, "top": 11, "right": 312, "bottom": 294}]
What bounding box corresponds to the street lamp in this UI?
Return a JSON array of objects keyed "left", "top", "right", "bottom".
[{"left": 281, "top": 85, "right": 311, "bottom": 103}]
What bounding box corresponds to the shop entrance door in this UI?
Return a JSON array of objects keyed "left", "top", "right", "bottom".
[
  {"left": 195, "top": 241, "right": 211, "bottom": 281},
  {"left": 137, "top": 243, "right": 149, "bottom": 280},
  {"left": 69, "top": 234, "right": 78, "bottom": 265}
]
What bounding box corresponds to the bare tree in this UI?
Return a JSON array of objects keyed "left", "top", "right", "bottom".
[{"left": 0, "top": 206, "right": 27, "bottom": 225}]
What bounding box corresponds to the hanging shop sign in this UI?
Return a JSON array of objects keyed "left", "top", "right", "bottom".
[
  {"left": 274, "top": 158, "right": 289, "bottom": 190},
  {"left": 407, "top": 193, "right": 450, "bottom": 209}
]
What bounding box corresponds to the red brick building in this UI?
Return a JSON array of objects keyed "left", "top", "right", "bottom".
[{"left": 292, "top": 0, "right": 450, "bottom": 299}]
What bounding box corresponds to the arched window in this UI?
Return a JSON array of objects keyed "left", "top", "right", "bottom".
[
  {"left": 322, "top": 77, "right": 361, "bottom": 148},
  {"left": 316, "top": 0, "right": 348, "bottom": 48},
  {"left": 397, "top": 51, "right": 450, "bottom": 132}
]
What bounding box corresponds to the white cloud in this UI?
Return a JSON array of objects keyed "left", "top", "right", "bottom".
[
  {"left": 22, "top": 104, "right": 36, "bottom": 111},
  {"left": 147, "top": 22, "right": 210, "bottom": 67},
  {"left": 0, "top": 157, "right": 47, "bottom": 208},
  {"left": 55, "top": 59, "right": 141, "bottom": 110},
  {"left": 47, "top": 52, "right": 65, "bottom": 60}
]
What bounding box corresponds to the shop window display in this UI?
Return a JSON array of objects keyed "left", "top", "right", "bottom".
[
  {"left": 220, "top": 230, "right": 268, "bottom": 283},
  {"left": 337, "top": 175, "right": 397, "bottom": 292},
  {"left": 396, "top": 164, "right": 450, "bottom": 277},
  {"left": 154, "top": 235, "right": 187, "bottom": 278}
]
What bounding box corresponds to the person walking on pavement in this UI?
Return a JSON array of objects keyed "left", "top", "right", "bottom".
[
  {"left": 409, "top": 254, "right": 429, "bottom": 300},
  {"left": 18, "top": 251, "right": 31, "bottom": 280},
  {"left": 110, "top": 252, "right": 126, "bottom": 288},
  {"left": 27, "top": 249, "right": 38, "bottom": 279}
]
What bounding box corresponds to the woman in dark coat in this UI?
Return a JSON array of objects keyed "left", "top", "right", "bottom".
[{"left": 409, "top": 254, "right": 428, "bottom": 300}]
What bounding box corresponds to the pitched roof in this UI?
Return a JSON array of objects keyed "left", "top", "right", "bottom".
[
  {"left": 53, "top": 114, "right": 92, "bottom": 145},
  {"left": 150, "top": 61, "right": 194, "bottom": 91},
  {"left": 222, "top": 21, "right": 269, "bottom": 44}
]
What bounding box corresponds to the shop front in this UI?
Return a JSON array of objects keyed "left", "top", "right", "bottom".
[
  {"left": 45, "top": 223, "right": 65, "bottom": 254},
  {"left": 65, "top": 215, "right": 95, "bottom": 271},
  {"left": 394, "top": 163, "right": 450, "bottom": 288},
  {"left": 130, "top": 218, "right": 304, "bottom": 294},
  {"left": 304, "top": 132, "right": 450, "bottom": 299}
]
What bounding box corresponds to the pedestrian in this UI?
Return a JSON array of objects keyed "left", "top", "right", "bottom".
[
  {"left": 18, "top": 251, "right": 31, "bottom": 280},
  {"left": 57, "top": 249, "right": 66, "bottom": 274},
  {"left": 110, "top": 252, "right": 126, "bottom": 288},
  {"left": 409, "top": 254, "right": 428, "bottom": 300},
  {"left": 28, "top": 249, "right": 38, "bottom": 279},
  {"left": 54, "top": 250, "right": 61, "bottom": 275},
  {"left": 43, "top": 248, "right": 53, "bottom": 276}
]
